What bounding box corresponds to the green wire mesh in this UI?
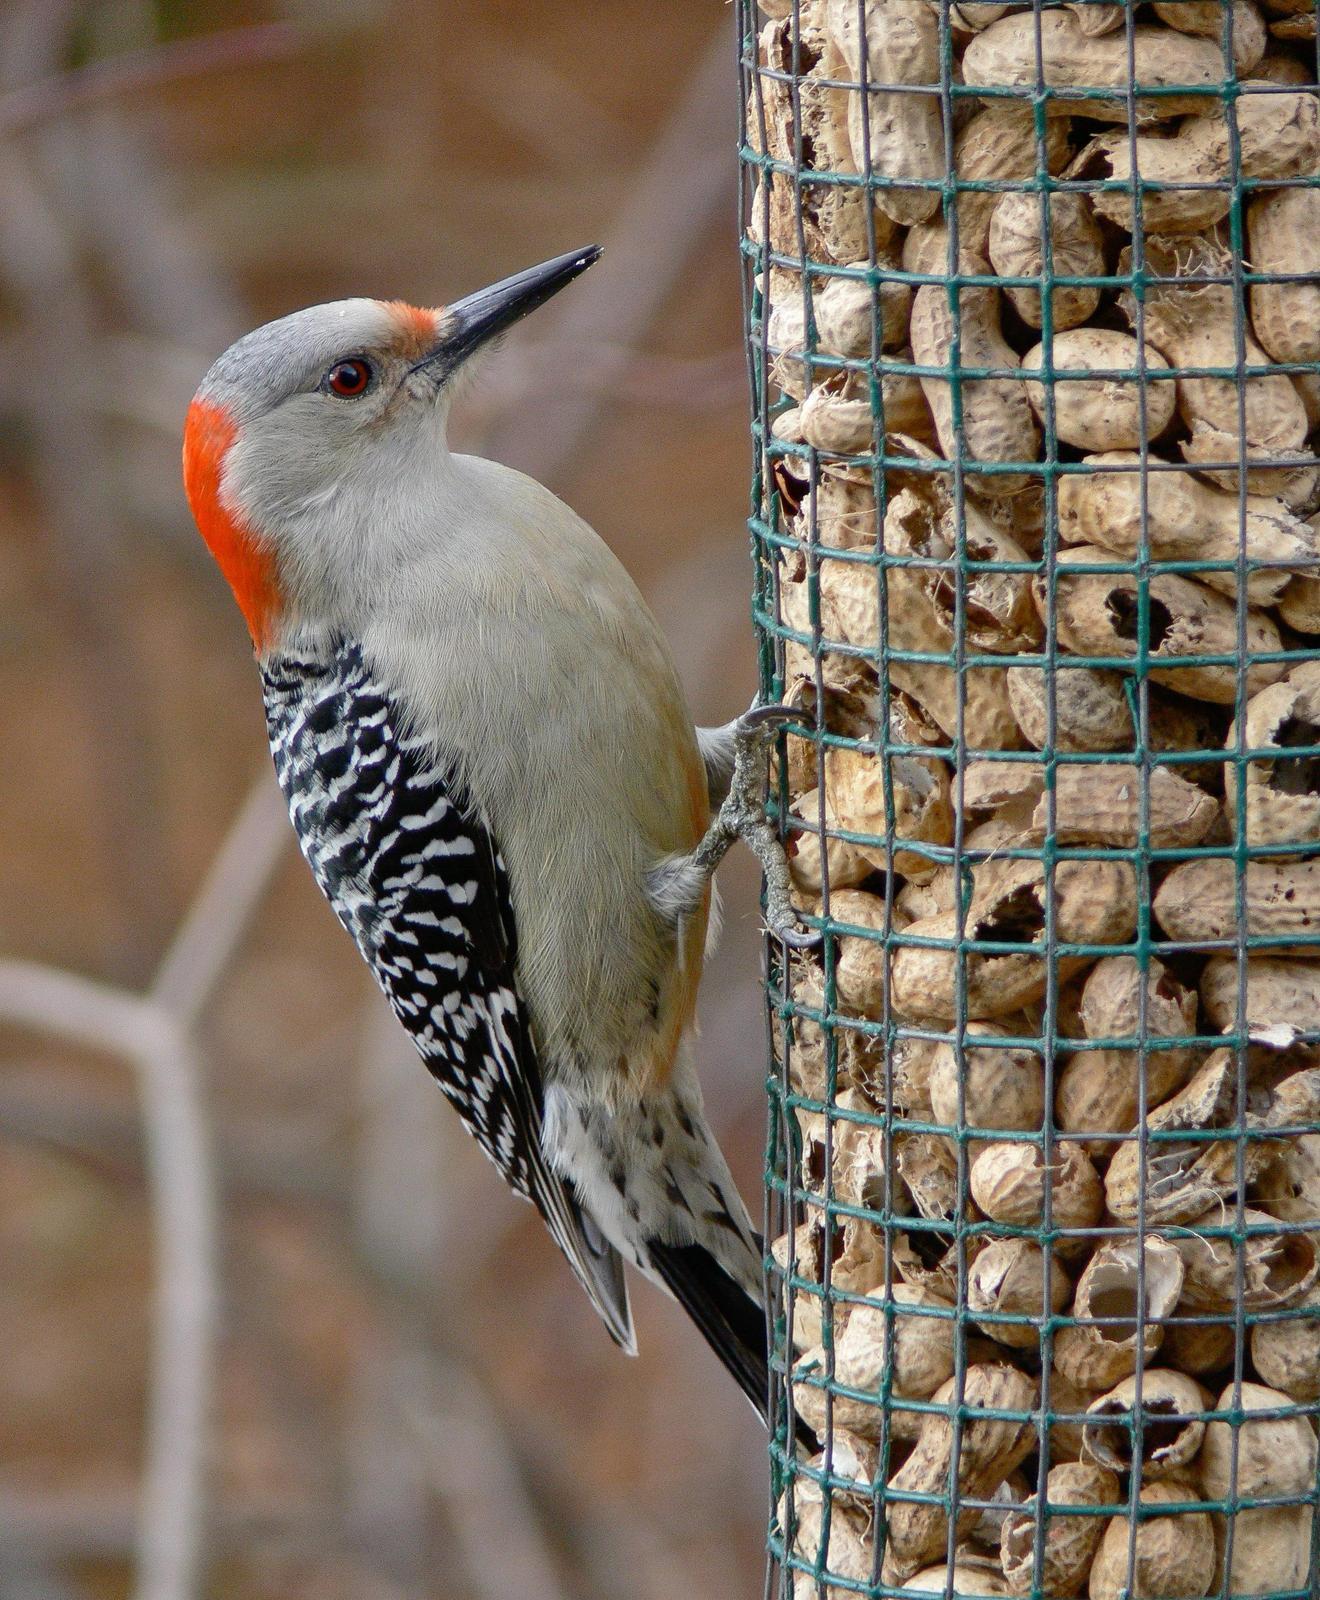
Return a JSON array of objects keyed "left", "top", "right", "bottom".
[{"left": 738, "top": 5, "right": 1320, "bottom": 1599}]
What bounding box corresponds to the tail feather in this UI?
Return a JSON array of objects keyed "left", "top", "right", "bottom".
[
  {"left": 564, "top": 1194, "right": 635, "bottom": 1354},
  {"left": 538, "top": 1076, "right": 813, "bottom": 1443},
  {"left": 530, "top": 1156, "right": 636, "bottom": 1353},
  {"left": 648, "top": 1238, "right": 815, "bottom": 1449},
  {"left": 649, "top": 1238, "right": 768, "bottom": 1412}
]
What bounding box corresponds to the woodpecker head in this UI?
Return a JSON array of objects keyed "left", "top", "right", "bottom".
[{"left": 183, "top": 245, "right": 601, "bottom": 651}]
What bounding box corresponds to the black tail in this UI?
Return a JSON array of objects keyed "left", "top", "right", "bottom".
[{"left": 648, "top": 1239, "right": 816, "bottom": 1451}]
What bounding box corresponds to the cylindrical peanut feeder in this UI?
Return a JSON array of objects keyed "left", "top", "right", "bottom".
[{"left": 741, "top": 4, "right": 1320, "bottom": 1597}]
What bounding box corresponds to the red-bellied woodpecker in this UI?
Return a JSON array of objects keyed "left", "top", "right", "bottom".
[{"left": 182, "top": 246, "right": 816, "bottom": 1424}]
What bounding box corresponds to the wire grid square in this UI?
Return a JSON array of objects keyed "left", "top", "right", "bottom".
[{"left": 739, "top": 4, "right": 1320, "bottom": 1599}]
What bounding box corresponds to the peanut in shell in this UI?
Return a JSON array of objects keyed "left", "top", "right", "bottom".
[
  {"left": 751, "top": 16, "right": 872, "bottom": 269},
  {"left": 903, "top": 105, "right": 1072, "bottom": 262},
  {"left": 792, "top": 1281, "right": 957, "bottom": 1443},
  {"left": 929, "top": 1022, "right": 1047, "bottom": 1139},
  {"left": 831, "top": 886, "right": 898, "bottom": 1016},
  {"left": 784, "top": 1487, "right": 875, "bottom": 1600},
  {"left": 1030, "top": 761, "right": 1219, "bottom": 850},
  {"left": 903, "top": 1561, "right": 1012, "bottom": 1599},
  {"left": 827, "top": 0, "right": 943, "bottom": 226},
  {"left": 1023, "top": 334, "right": 1174, "bottom": 450},
  {"left": 797, "top": 1084, "right": 897, "bottom": 1212},
  {"left": 1200, "top": 1378, "right": 1319, "bottom": 1500},
  {"left": 1102, "top": 1050, "right": 1285, "bottom": 1226},
  {"left": 1043, "top": 545, "right": 1285, "bottom": 705},
  {"left": 1053, "top": 1236, "right": 1185, "bottom": 1393},
  {"left": 1056, "top": 955, "right": 1200, "bottom": 1146},
  {"left": 1122, "top": 234, "right": 1313, "bottom": 499},
  {"left": 909, "top": 278, "right": 1040, "bottom": 497},
  {"left": 1158, "top": 1315, "right": 1236, "bottom": 1377},
  {"left": 824, "top": 741, "right": 955, "bottom": 883},
  {"left": 967, "top": 1237, "right": 1071, "bottom": 1349},
  {"left": 1057, "top": 452, "right": 1319, "bottom": 607},
  {"left": 1154, "top": 856, "right": 1320, "bottom": 957},
  {"left": 1251, "top": 1284, "right": 1320, "bottom": 1402},
  {"left": 1249, "top": 183, "right": 1320, "bottom": 367},
  {"left": 787, "top": 787, "right": 874, "bottom": 894},
  {"left": 1006, "top": 663, "right": 1134, "bottom": 754},
  {"left": 1087, "top": 1479, "right": 1214, "bottom": 1600},
  {"left": 969, "top": 1140, "right": 1103, "bottom": 1237},
  {"left": 962, "top": 12, "right": 1226, "bottom": 121},
  {"left": 1080, "top": 1369, "right": 1208, "bottom": 1479},
  {"left": 999, "top": 1461, "right": 1120, "bottom": 1598},
  {"left": 1213, "top": 1505, "right": 1316, "bottom": 1600},
  {"left": 1224, "top": 661, "right": 1320, "bottom": 850},
  {"left": 882, "top": 1363, "right": 1038, "bottom": 1581},
  {"left": 1174, "top": 1202, "right": 1320, "bottom": 1312},
  {"left": 891, "top": 857, "right": 1137, "bottom": 1024},
  {"left": 814, "top": 263, "right": 912, "bottom": 358},
  {"left": 1151, "top": 0, "right": 1268, "bottom": 67},
  {"left": 1085, "top": 90, "right": 1317, "bottom": 235},
  {"left": 989, "top": 194, "right": 1104, "bottom": 332}
]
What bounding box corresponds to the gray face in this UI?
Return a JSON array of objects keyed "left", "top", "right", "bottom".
[
  {"left": 197, "top": 298, "right": 459, "bottom": 613},
  {"left": 197, "top": 298, "right": 445, "bottom": 428}
]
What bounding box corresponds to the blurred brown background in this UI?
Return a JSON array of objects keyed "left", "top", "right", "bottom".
[{"left": 0, "top": 3, "right": 771, "bottom": 1596}]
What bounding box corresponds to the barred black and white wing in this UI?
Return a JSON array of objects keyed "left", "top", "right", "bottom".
[{"left": 261, "top": 636, "right": 635, "bottom": 1350}]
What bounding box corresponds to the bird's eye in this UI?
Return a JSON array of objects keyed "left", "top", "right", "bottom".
[{"left": 325, "top": 358, "right": 373, "bottom": 397}]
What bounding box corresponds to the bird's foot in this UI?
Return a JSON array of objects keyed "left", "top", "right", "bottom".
[{"left": 693, "top": 702, "right": 821, "bottom": 950}]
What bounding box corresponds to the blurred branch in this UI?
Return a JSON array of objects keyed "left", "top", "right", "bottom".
[
  {"left": 0, "top": 23, "right": 301, "bottom": 138},
  {"left": 46, "top": 108, "right": 243, "bottom": 352},
  {"left": 479, "top": 19, "right": 735, "bottom": 482},
  {"left": 0, "top": 0, "right": 80, "bottom": 91},
  {"left": 0, "top": 106, "right": 167, "bottom": 976},
  {"left": 442, "top": 29, "right": 626, "bottom": 169},
  {"left": 0, "top": 8, "right": 305, "bottom": 1574},
  {"left": 396, "top": 1350, "right": 574, "bottom": 1600},
  {"left": 0, "top": 4, "right": 294, "bottom": 981},
  {"left": 349, "top": 996, "right": 572, "bottom": 1598},
  {"left": 518, "top": 1414, "right": 703, "bottom": 1600},
  {"left": 152, "top": 776, "right": 290, "bottom": 1029},
  {"left": 350, "top": 957, "right": 613, "bottom": 1597},
  {"left": 0, "top": 729, "right": 284, "bottom": 1600},
  {"left": 0, "top": 963, "right": 217, "bottom": 1600},
  {"left": 0, "top": 1489, "right": 341, "bottom": 1562},
  {"left": 346, "top": 1003, "right": 440, "bottom": 1591},
  {"left": 0, "top": 1065, "right": 339, "bottom": 1202},
  {"left": 352, "top": 996, "right": 448, "bottom": 1285},
  {"left": 40, "top": 1, "right": 246, "bottom": 351},
  {"left": 0, "top": 1528, "right": 82, "bottom": 1600}
]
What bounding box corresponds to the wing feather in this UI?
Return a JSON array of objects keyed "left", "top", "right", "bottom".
[{"left": 262, "top": 638, "right": 635, "bottom": 1349}]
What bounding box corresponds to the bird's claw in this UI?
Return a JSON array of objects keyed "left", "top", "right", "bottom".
[
  {"left": 735, "top": 701, "right": 801, "bottom": 735},
  {"left": 721, "top": 699, "right": 822, "bottom": 950},
  {"left": 770, "top": 914, "right": 824, "bottom": 951}
]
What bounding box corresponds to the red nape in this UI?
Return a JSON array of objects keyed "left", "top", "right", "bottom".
[{"left": 182, "top": 398, "right": 281, "bottom": 652}]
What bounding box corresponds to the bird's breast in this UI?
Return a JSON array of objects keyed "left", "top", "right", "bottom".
[{"left": 353, "top": 515, "right": 710, "bottom": 1091}]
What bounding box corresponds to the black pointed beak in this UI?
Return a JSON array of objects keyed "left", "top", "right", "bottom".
[{"left": 412, "top": 245, "right": 601, "bottom": 381}]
